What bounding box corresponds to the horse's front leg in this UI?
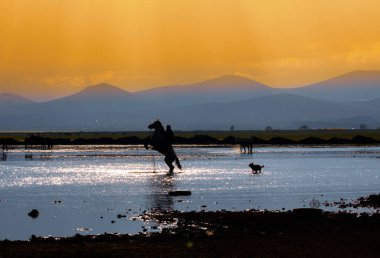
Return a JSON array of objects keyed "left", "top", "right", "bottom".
[{"left": 143, "top": 136, "right": 152, "bottom": 150}]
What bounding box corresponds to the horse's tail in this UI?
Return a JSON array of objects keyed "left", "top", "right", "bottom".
[{"left": 175, "top": 156, "right": 182, "bottom": 170}]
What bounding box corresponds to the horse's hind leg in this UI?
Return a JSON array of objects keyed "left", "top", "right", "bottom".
[
  {"left": 175, "top": 157, "right": 182, "bottom": 170},
  {"left": 165, "top": 156, "right": 175, "bottom": 174}
]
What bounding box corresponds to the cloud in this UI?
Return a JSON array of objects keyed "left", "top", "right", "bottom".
[{"left": 345, "top": 42, "right": 380, "bottom": 64}]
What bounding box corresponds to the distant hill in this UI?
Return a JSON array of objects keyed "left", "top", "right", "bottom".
[
  {"left": 0, "top": 93, "right": 34, "bottom": 106},
  {"left": 37, "top": 83, "right": 143, "bottom": 113},
  {"left": 293, "top": 71, "right": 380, "bottom": 102},
  {"left": 2, "top": 73, "right": 380, "bottom": 131},
  {"left": 0, "top": 83, "right": 146, "bottom": 131},
  {"left": 47, "top": 83, "right": 136, "bottom": 104},
  {"left": 136, "top": 75, "right": 274, "bottom": 106},
  {"left": 358, "top": 97, "right": 380, "bottom": 111},
  {"left": 154, "top": 94, "right": 371, "bottom": 130},
  {"left": 184, "top": 74, "right": 271, "bottom": 90}
]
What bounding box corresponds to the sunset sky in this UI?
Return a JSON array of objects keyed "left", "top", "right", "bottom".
[{"left": 1, "top": 0, "right": 380, "bottom": 100}]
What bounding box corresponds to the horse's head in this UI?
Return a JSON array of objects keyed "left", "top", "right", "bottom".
[{"left": 148, "top": 119, "right": 164, "bottom": 131}]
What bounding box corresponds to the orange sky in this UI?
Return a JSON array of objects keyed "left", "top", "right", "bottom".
[{"left": 1, "top": 0, "right": 380, "bottom": 100}]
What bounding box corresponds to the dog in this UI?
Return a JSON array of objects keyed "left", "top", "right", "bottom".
[{"left": 249, "top": 163, "right": 264, "bottom": 173}]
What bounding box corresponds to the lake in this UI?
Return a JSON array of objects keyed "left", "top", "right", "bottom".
[{"left": 0, "top": 145, "right": 379, "bottom": 240}]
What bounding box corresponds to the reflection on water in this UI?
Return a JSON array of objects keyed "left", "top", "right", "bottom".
[
  {"left": 147, "top": 174, "right": 175, "bottom": 211},
  {"left": 1, "top": 152, "right": 7, "bottom": 161},
  {"left": 0, "top": 145, "right": 380, "bottom": 240}
]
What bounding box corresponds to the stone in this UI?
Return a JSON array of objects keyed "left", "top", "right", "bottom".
[
  {"left": 168, "top": 191, "right": 192, "bottom": 196},
  {"left": 28, "top": 209, "right": 39, "bottom": 219}
]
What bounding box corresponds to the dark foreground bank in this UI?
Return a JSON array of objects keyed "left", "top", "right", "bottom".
[{"left": 1, "top": 209, "right": 380, "bottom": 258}]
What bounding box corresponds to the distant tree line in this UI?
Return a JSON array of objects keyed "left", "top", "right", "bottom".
[{"left": 1, "top": 134, "right": 380, "bottom": 149}]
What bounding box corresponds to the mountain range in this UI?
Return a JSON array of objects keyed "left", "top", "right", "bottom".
[
  {"left": 0, "top": 93, "right": 35, "bottom": 106},
  {"left": 1, "top": 71, "right": 380, "bottom": 131},
  {"left": 292, "top": 70, "right": 380, "bottom": 102}
]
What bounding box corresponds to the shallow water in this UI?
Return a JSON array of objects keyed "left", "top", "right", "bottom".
[{"left": 0, "top": 145, "right": 380, "bottom": 240}]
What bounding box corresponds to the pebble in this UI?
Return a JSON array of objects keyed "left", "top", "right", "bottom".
[
  {"left": 28, "top": 209, "right": 39, "bottom": 219},
  {"left": 169, "top": 191, "right": 192, "bottom": 196}
]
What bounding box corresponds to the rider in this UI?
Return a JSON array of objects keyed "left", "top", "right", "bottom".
[
  {"left": 163, "top": 125, "right": 174, "bottom": 151},
  {"left": 146, "top": 120, "right": 182, "bottom": 172},
  {"left": 145, "top": 121, "right": 174, "bottom": 151},
  {"left": 165, "top": 125, "right": 174, "bottom": 142}
]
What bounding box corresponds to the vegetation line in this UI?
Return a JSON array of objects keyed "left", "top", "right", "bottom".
[{"left": 1, "top": 129, "right": 380, "bottom": 148}]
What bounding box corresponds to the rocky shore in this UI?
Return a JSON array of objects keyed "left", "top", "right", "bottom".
[
  {"left": 1, "top": 208, "right": 380, "bottom": 258},
  {"left": 326, "top": 193, "right": 380, "bottom": 209}
]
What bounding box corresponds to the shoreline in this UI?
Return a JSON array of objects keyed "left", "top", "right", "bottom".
[
  {"left": 2, "top": 129, "right": 380, "bottom": 148},
  {"left": 1, "top": 209, "right": 380, "bottom": 257}
]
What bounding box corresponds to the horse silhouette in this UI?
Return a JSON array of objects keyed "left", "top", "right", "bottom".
[
  {"left": 145, "top": 120, "right": 182, "bottom": 174},
  {"left": 237, "top": 138, "right": 253, "bottom": 154}
]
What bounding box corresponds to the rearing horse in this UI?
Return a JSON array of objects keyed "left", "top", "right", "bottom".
[{"left": 145, "top": 120, "right": 182, "bottom": 174}]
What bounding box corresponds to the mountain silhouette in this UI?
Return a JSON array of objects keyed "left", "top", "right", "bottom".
[
  {"left": 50, "top": 83, "right": 135, "bottom": 103},
  {"left": 185, "top": 74, "right": 271, "bottom": 90},
  {"left": 137, "top": 75, "right": 273, "bottom": 106},
  {"left": 293, "top": 70, "right": 380, "bottom": 102},
  {"left": 0, "top": 83, "right": 143, "bottom": 131},
  {"left": 154, "top": 94, "right": 368, "bottom": 130},
  {"left": 34, "top": 82, "right": 143, "bottom": 115},
  {"left": 0, "top": 93, "right": 34, "bottom": 106},
  {"left": 1, "top": 72, "right": 380, "bottom": 130}
]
